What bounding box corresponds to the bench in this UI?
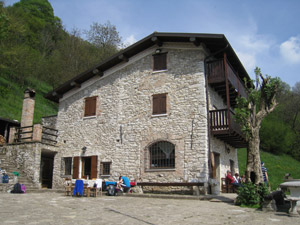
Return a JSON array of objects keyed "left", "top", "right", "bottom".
[
  {"left": 136, "top": 182, "right": 205, "bottom": 195},
  {"left": 221, "top": 178, "right": 236, "bottom": 193}
]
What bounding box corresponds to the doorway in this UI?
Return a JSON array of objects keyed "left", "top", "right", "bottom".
[
  {"left": 40, "top": 150, "right": 56, "bottom": 188},
  {"left": 212, "top": 152, "right": 220, "bottom": 180}
]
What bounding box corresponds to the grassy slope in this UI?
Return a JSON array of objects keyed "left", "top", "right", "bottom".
[
  {"left": 238, "top": 148, "right": 300, "bottom": 191},
  {"left": 0, "top": 76, "right": 58, "bottom": 124}
]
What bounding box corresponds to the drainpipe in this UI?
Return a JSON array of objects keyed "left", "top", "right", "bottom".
[{"left": 203, "top": 44, "right": 229, "bottom": 187}]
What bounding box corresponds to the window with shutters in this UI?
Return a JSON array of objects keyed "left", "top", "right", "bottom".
[
  {"left": 84, "top": 96, "right": 97, "bottom": 117},
  {"left": 153, "top": 53, "right": 167, "bottom": 71},
  {"left": 152, "top": 93, "right": 167, "bottom": 115},
  {"left": 100, "top": 162, "right": 111, "bottom": 176},
  {"left": 149, "top": 141, "right": 175, "bottom": 169},
  {"left": 72, "top": 156, "right": 98, "bottom": 179}
]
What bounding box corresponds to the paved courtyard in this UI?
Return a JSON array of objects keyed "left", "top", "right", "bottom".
[{"left": 0, "top": 192, "right": 298, "bottom": 225}]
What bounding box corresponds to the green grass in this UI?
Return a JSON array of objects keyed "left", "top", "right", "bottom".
[
  {"left": 0, "top": 76, "right": 58, "bottom": 124},
  {"left": 238, "top": 149, "right": 300, "bottom": 191}
]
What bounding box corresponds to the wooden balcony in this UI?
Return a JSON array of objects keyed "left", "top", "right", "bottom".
[
  {"left": 10, "top": 125, "right": 58, "bottom": 146},
  {"left": 207, "top": 58, "right": 247, "bottom": 108},
  {"left": 209, "top": 109, "right": 247, "bottom": 148}
]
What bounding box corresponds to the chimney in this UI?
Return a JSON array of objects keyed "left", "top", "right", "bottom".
[{"left": 21, "top": 88, "right": 36, "bottom": 128}]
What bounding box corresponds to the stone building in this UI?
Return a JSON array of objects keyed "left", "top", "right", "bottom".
[
  {"left": 3, "top": 32, "right": 249, "bottom": 194},
  {"left": 44, "top": 32, "right": 249, "bottom": 193}
]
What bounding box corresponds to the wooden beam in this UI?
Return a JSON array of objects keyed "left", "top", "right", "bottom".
[
  {"left": 70, "top": 81, "right": 81, "bottom": 88},
  {"left": 151, "top": 36, "right": 163, "bottom": 47},
  {"left": 118, "top": 54, "right": 129, "bottom": 62},
  {"left": 189, "top": 37, "right": 200, "bottom": 46}
]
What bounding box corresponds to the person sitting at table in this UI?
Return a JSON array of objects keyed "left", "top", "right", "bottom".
[{"left": 117, "top": 176, "right": 131, "bottom": 192}]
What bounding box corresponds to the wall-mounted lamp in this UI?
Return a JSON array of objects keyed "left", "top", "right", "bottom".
[
  {"left": 82, "top": 146, "right": 87, "bottom": 153},
  {"left": 155, "top": 49, "right": 162, "bottom": 54}
]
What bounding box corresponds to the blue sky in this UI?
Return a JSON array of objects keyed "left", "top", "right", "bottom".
[{"left": 4, "top": 0, "right": 300, "bottom": 87}]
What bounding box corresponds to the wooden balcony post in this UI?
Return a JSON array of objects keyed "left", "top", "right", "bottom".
[
  {"left": 223, "top": 53, "right": 231, "bottom": 127},
  {"left": 8, "top": 127, "right": 16, "bottom": 144},
  {"left": 32, "top": 124, "right": 42, "bottom": 142}
]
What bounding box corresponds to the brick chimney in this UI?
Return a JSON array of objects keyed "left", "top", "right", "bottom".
[{"left": 21, "top": 88, "right": 36, "bottom": 128}]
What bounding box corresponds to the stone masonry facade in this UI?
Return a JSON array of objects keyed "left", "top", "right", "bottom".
[{"left": 51, "top": 42, "right": 240, "bottom": 192}]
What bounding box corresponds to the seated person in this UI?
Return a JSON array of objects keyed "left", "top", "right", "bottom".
[
  {"left": 226, "top": 170, "right": 242, "bottom": 187},
  {"left": 234, "top": 173, "right": 241, "bottom": 183},
  {"left": 117, "top": 175, "right": 131, "bottom": 192}
]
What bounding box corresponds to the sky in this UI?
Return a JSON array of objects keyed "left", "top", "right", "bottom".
[{"left": 4, "top": 0, "right": 300, "bottom": 87}]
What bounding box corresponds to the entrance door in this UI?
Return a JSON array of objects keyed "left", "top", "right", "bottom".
[
  {"left": 40, "top": 151, "right": 55, "bottom": 188},
  {"left": 212, "top": 152, "right": 220, "bottom": 180}
]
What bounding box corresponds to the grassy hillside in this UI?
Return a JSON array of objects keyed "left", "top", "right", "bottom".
[
  {"left": 0, "top": 76, "right": 57, "bottom": 124},
  {"left": 238, "top": 148, "right": 300, "bottom": 191}
]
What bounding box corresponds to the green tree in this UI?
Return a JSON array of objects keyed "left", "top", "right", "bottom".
[{"left": 235, "top": 67, "right": 281, "bottom": 184}]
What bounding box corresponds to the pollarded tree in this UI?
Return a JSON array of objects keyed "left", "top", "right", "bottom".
[{"left": 235, "top": 67, "right": 281, "bottom": 184}]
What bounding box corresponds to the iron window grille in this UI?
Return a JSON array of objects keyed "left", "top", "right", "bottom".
[
  {"left": 149, "top": 141, "right": 175, "bottom": 169},
  {"left": 64, "top": 157, "right": 72, "bottom": 176},
  {"left": 101, "top": 162, "right": 111, "bottom": 175}
]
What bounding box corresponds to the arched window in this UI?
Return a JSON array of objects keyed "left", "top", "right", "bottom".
[{"left": 149, "top": 141, "right": 175, "bottom": 169}]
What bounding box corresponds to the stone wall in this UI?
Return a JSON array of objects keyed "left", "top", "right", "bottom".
[
  {"left": 41, "top": 115, "right": 57, "bottom": 129},
  {"left": 5, "top": 143, "right": 58, "bottom": 188},
  {"left": 54, "top": 43, "right": 210, "bottom": 191}
]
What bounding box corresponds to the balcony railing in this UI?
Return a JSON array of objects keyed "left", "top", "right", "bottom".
[
  {"left": 209, "top": 109, "right": 247, "bottom": 148},
  {"left": 207, "top": 58, "right": 247, "bottom": 100},
  {"left": 12, "top": 124, "right": 58, "bottom": 145}
]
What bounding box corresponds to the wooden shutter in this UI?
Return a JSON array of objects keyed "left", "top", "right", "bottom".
[
  {"left": 72, "top": 156, "right": 80, "bottom": 179},
  {"left": 153, "top": 94, "right": 167, "bottom": 115},
  {"left": 153, "top": 53, "right": 167, "bottom": 71},
  {"left": 84, "top": 96, "right": 97, "bottom": 117},
  {"left": 91, "top": 155, "right": 98, "bottom": 179}
]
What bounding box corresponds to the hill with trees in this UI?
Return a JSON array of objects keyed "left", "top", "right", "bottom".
[{"left": 0, "top": 0, "right": 122, "bottom": 123}]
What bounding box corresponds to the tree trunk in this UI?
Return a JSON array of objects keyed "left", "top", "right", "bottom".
[{"left": 246, "top": 126, "right": 263, "bottom": 184}]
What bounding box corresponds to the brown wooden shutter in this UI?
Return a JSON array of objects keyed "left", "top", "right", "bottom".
[
  {"left": 84, "top": 96, "right": 97, "bottom": 117},
  {"left": 160, "top": 94, "right": 167, "bottom": 114},
  {"left": 91, "top": 155, "right": 98, "bottom": 179},
  {"left": 72, "top": 156, "right": 80, "bottom": 179},
  {"left": 153, "top": 95, "right": 160, "bottom": 114},
  {"left": 153, "top": 53, "right": 167, "bottom": 71},
  {"left": 153, "top": 93, "right": 167, "bottom": 115}
]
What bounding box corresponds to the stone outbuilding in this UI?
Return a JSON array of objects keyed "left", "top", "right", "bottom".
[{"left": 5, "top": 32, "right": 249, "bottom": 194}]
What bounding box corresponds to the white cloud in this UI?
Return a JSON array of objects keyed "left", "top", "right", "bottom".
[
  {"left": 280, "top": 35, "right": 300, "bottom": 64},
  {"left": 235, "top": 51, "right": 256, "bottom": 72},
  {"left": 123, "top": 35, "right": 137, "bottom": 47},
  {"left": 231, "top": 34, "right": 274, "bottom": 74}
]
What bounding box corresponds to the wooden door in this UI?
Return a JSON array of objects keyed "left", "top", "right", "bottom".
[
  {"left": 91, "top": 155, "right": 98, "bottom": 179},
  {"left": 73, "top": 156, "right": 80, "bottom": 179}
]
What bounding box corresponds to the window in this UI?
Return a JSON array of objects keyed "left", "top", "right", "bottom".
[
  {"left": 149, "top": 141, "right": 175, "bottom": 169},
  {"left": 100, "top": 162, "right": 111, "bottom": 176},
  {"left": 230, "top": 160, "right": 235, "bottom": 175},
  {"left": 153, "top": 53, "right": 167, "bottom": 71},
  {"left": 82, "top": 157, "right": 91, "bottom": 178},
  {"left": 64, "top": 157, "right": 72, "bottom": 176},
  {"left": 84, "top": 96, "right": 97, "bottom": 117},
  {"left": 152, "top": 93, "right": 167, "bottom": 115},
  {"left": 72, "top": 156, "right": 98, "bottom": 179}
]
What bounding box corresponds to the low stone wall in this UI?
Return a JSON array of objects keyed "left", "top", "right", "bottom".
[{"left": 0, "top": 183, "right": 14, "bottom": 193}]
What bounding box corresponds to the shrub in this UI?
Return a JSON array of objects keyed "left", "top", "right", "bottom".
[{"left": 236, "top": 182, "right": 269, "bottom": 208}]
